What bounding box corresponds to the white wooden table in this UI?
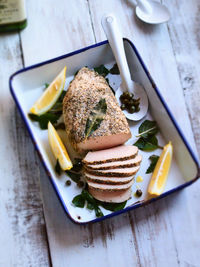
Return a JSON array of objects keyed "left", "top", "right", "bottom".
[{"left": 1, "top": 1, "right": 200, "bottom": 266}]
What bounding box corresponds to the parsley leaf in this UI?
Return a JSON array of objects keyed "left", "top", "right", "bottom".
[
  {"left": 109, "top": 63, "right": 120, "bottom": 74},
  {"left": 72, "top": 194, "right": 85, "bottom": 208},
  {"left": 28, "top": 112, "right": 61, "bottom": 130},
  {"left": 65, "top": 171, "right": 81, "bottom": 183},
  {"left": 55, "top": 159, "right": 61, "bottom": 175},
  {"left": 44, "top": 83, "right": 49, "bottom": 89},
  {"left": 97, "top": 201, "right": 127, "bottom": 212},
  {"left": 134, "top": 120, "right": 163, "bottom": 151},
  {"left": 146, "top": 155, "right": 159, "bottom": 174},
  {"left": 136, "top": 120, "right": 158, "bottom": 138},
  {"left": 94, "top": 64, "right": 109, "bottom": 77}
]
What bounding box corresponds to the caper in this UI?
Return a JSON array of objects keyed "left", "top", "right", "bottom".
[
  {"left": 124, "top": 92, "right": 129, "bottom": 98},
  {"left": 121, "top": 104, "right": 126, "bottom": 110},
  {"left": 65, "top": 180, "right": 71, "bottom": 186},
  {"left": 136, "top": 189, "right": 142, "bottom": 197},
  {"left": 134, "top": 98, "right": 140, "bottom": 104},
  {"left": 129, "top": 106, "right": 136, "bottom": 113},
  {"left": 135, "top": 106, "right": 140, "bottom": 112},
  {"left": 120, "top": 95, "right": 124, "bottom": 101},
  {"left": 129, "top": 99, "right": 135, "bottom": 106},
  {"left": 123, "top": 99, "right": 129, "bottom": 105}
]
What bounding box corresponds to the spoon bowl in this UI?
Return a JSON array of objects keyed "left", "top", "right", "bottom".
[
  {"left": 115, "top": 82, "right": 148, "bottom": 121},
  {"left": 136, "top": 0, "right": 170, "bottom": 24}
]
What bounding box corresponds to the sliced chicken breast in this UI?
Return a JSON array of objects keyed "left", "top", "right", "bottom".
[
  {"left": 87, "top": 179, "right": 134, "bottom": 191},
  {"left": 86, "top": 155, "right": 142, "bottom": 170},
  {"left": 83, "top": 145, "right": 138, "bottom": 165},
  {"left": 85, "top": 165, "right": 140, "bottom": 177},
  {"left": 85, "top": 173, "right": 134, "bottom": 185},
  {"left": 89, "top": 187, "right": 132, "bottom": 203}
]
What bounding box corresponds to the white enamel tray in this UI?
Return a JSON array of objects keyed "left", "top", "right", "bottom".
[{"left": 10, "top": 39, "right": 199, "bottom": 224}]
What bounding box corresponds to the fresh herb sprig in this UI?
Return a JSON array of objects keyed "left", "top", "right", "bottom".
[
  {"left": 146, "top": 155, "right": 159, "bottom": 174},
  {"left": 29, "top": 88, "right": 66, "bottom": 130},
  {"left": 28, "top": 112, "right": 61, "bottom": 130},
  {"left": 94, "top": 65, "right": 109, "bottom": 77},
  {"left": 85, "top": 98, "right": 107, "bottom": 139},
  {"left": 134, "top": 120, "right": 163, "bottom": 151},
  {"left": 94, "top": 63, "right": 119, "bottom": 76},
  {"left": 72, "top": 188, "right": 127, "bottom": 218},
  {"left": 72, "top": 189, "right": 104, "bottom": 217}
]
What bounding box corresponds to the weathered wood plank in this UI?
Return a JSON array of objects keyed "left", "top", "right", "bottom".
[
  {"left": 19, "top": 1, "right": 145, "bottom": 267},
  {"left": 88, "top": 0, "right": 200, "bottom": 266},
  {"left": 162, "top": 0, "right": 200, "bottom": 265},
  {"left": 0, "top": 34, "right": 50, "bottom": 266}
]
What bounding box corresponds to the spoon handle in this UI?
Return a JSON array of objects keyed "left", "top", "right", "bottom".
[
  {"left": 136, "top": 0, "right": 152, "bottom": 13},
  {"left": 101, "top": 14, "right": 132, "bottom": 92}
]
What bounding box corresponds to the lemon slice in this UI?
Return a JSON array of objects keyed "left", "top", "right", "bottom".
[
  {"left": 48, "top": 122, "right": 72, "bottom": 171},
  {"left": 30, "top": 66, "right": 67, "bottom": 115},
  {"left": 148, "top": 142, "right": 173, "bottom": 196}
]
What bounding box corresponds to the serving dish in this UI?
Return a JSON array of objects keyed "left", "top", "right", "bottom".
[{"left": 10, "top": 38, "right": 200, "bottom": 224}]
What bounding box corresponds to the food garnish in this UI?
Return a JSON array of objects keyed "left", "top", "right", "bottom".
[
  {"left": 109, "top": 63, "right": 120, "bottom": 75},
  {"left": 120, "top": 92, "right": 140, "bottom": 113},
  {"left": 136, "top": 175, "right": 143, "bottom": 182},
  {"left": 48, "top": 121, "right": 72, "bottom": 171},
  {"left": 85, "top": 98, "right": 107, "bottom": 139},
  {"left": 28, "top": 112, "right": 61, "bottom": 130},
  {"left": 55, "top": 159, "right": 62, "bottom": 175},
  {"left": 72, "top": 187, "right": 127, "bottom": 217},
  {"left": 146, "top": 155, "right": 159, "bottom": 174},
  {"left": 148, "top": 142, "right": 173, "bottom": 196},
  {"left": 135, "top": 189, "right": 143, "bottom": 197},
  {"left": 65, "top": 180, "right": 71, "bottom": 186},
  {"left": 134, "top": 120, "right": 163, "bottom": 151},
  {"left": 94, "top": 64, "right": 109, "bottom": 77},
  {"left": 30, "top": 66, "right": 66, "bottom": 115}
]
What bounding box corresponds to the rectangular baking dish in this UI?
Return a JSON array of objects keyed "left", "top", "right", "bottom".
[{"left": 9, "top": 38, "right": 200, "bottom": 224}]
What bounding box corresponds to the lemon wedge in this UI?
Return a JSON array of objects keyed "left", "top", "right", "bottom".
[
  {"left": 48, "top": 122, "right": 72, "bottom": 171},
  {"left": 30, "top": 66, "right": 66, "bottom": 115},
  {"left": 148, "top": 142, "right": 173, "bottom": 196}
]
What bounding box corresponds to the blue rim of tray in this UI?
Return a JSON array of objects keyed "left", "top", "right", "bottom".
[{"left": 9, "top": 38, "right": 200, "bottom": 225}]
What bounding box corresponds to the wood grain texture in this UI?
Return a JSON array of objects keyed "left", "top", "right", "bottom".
[
  {"left": 1, "top": 0, "right": 200, "bottom": 266},
  {"left": 0, "top": 34, "right": 50, "bottom": 266}
]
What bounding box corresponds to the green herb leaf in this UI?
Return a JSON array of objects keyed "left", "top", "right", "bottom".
[
  {"left": 55, "top": 159, "right": 61, "bottom": 175},
  {"left": 94, "top": 65, "right": 109, "bottom": 77},
  {"left": 65, "top": 171, "right": 81, "bottom": 183},
  {"left": 146, "top": 155, "right": 159, "bottom": 174},
  {"left": 28, "top": 112, "right": 60, "bottom": 130},
  {"left": 105, "top": 78, "right": 115, "bottom": 95},
  {"left": 137, "top": 120, "right": 158, "bottom": 138},
  {"left": 72, "top": 194, "right": 85, "bottom": 208},
  {"left": 98, "top": 201, "right": 127, "bottom": 211},
  {"left": 85, "top": 98, "right": 107, "bottom": 138},
  {"left": 109, "top": 63, "right": 120, "bottom": 75},
  {"left": 134, "top": 135, "right": 159, "bottom": 151},
  {"left": 71, "top": 158, "right": 82, "bottom": 173},
  {"left": 94, "top": 206, "right": 104, "bottom": 217},
  {"left": 82, "top": 189, "right": 96, "bottom": 204},
  {"left": 44, "top": 83, "right": 49, "bottom": 89},
  {"left": 87, "top": 202, "right": 95, "bottom": 210}
]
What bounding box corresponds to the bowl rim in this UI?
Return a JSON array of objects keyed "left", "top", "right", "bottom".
[{"left": 9, "top": 38, "right": 200, "bottom": 225}]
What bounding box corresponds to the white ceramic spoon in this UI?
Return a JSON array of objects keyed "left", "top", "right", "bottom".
[
  {"left": 136, "top": 0, "right": 170, "bottom": 24},
  {"left": 101, "top": 14, "right": 148, "bottom": 121}
]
